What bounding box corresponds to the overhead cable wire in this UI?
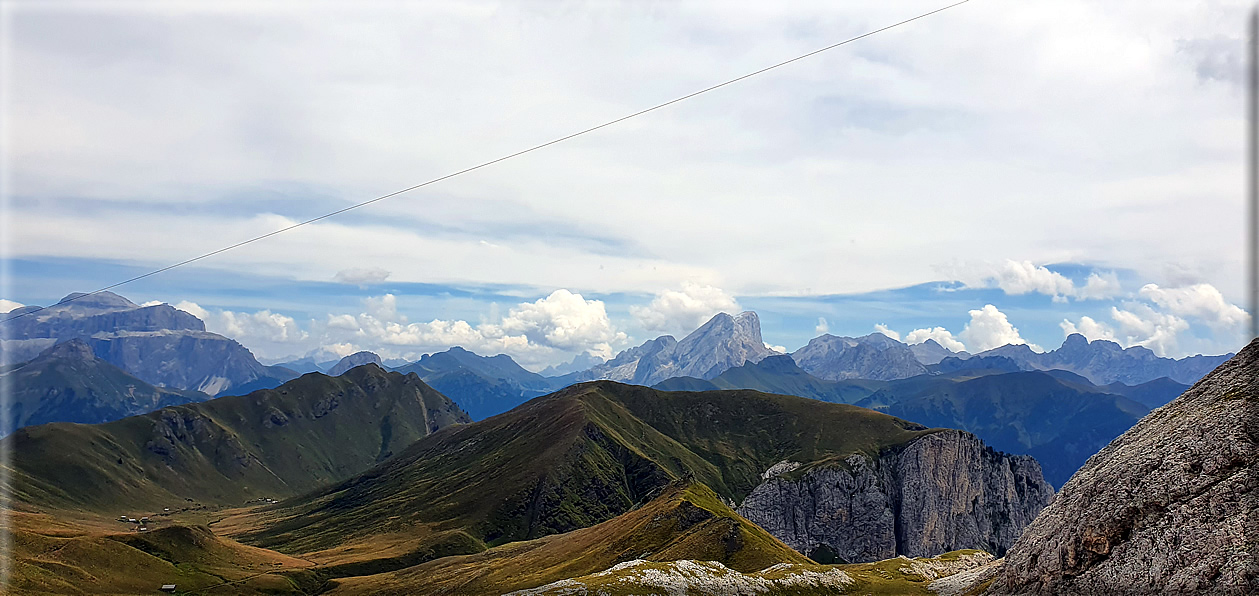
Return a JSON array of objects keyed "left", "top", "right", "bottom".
[{"left": 2, "top": 0, "right": 971, "bottom": 323}]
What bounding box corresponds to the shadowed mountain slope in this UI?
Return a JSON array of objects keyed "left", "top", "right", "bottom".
[
  {"left": 1, "top": 339, "right": 209, "bottom": 435},
  {"left": 393, "top": 346, "right": 559, "bottom": 420},
  {"left": 859, "top": 370, "right": 1150, "bottom": 488},
  {"left": 236, "top": 382, "right": 937, "bottom": 565},
  {"left": 1, "top": 291, "right": 296, "bottom": 395},
  {"left": 3, "top": 364, "right": 469, "bottom": 512}
]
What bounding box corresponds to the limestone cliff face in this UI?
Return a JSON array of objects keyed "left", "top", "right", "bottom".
[
  {"left": 986, "top": 339, "right": 1259, "bottom": 595},
  {"left": 737, "top": 430, "right": 1053, "bottom": 564}
]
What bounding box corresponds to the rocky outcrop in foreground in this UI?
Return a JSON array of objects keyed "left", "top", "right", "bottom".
[
  {"left": 987, "top": 339, "right": 1259, "bottom": 595},
  {"left": 738, "top": 429, "right": 1053, "bottom": 563}
]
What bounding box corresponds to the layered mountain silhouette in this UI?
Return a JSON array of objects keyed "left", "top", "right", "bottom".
[
  {"left": 565, "top": 311, "right": 772, "bottom": 386},
  {"left": 975, "top": 333, "right": 1230, "bottom": 385},
  {"left": 328, "top": 351, "right": 383, "bottom": 376},
  {"left": 4, "top": 364, "right": 469, "bottom": 512},
  {"left": 1, "top": 291, "right": 296, "bottom": 395},
  {"left": 1, "top": 339, "right": 209, "bottom": 435},
  {"left": 393, "top": 346, "right": 560, "bottom": 420},
  {"left": 236, "top": 382, "right": 1047, "bottom": 576},
  {"left": 792, "top": 332, "right": 929, "bottom": 380}
]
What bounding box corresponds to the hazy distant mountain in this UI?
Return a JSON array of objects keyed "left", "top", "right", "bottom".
[
  {"left": 1, "top": 339, "right": 208, "bottom": 435},
  {"left": 908, "top": 338, "right": 970, "bottom": 365},
  {"left": 857, "top": 370, "right": 1152, "bottom": 487},
  {"left": 270, "top": 356, "right": 325, "bottom": 374},
  {"left": 0, "top": 291, "right": 296, "bottom": 396},
  {"left": 539, "top": 351, "right": 606, "bottom": 377},
  {"left": 977, "top": 333, "right": 1232, "bottom": 386},
  {"left": 791, "top": 333, "right": 928, "bottom": 381},
  {"left": 5, "top": 364, "right": 469, "bottom": 512},
  {"left": 572, "top": 312, "right": 772, "bottom": 387},
  {"left": 393, "top": 346, "right": 558, "bottom": 421},
  {"left": 328, "top": 351, "right": 383, "bottom": 376},
  {"left": 654, "top": 354, "right": 884, "bottom": 404}
]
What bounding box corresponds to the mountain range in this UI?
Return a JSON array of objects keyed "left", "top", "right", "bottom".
[
  {"left": 1, "top": 291, "right": 296, "bottom": 395},
  {"left": 5, "top": 364, "right": 468, "bottom": 513},
  {"left": 0, "top": 339, "right": 208, "bottom": 436}
]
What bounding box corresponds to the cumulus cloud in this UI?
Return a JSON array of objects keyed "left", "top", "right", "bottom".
[
  {"left": 630, "top": 283, "right": 740, "bottom": 336},
  {"left": 1138, "top": 283, "right": 1249, "bottom": 330},
  {"left": 316, "top": 291, "right": 626, "bottom": 365},
  {"left": 1059, "top": 315, "right": 1117, "bottom": 343},
  {"left": 903, "top": 327, "right": 967, "bottom": 352},
  {"left": 959, "top": 304, "right": 1040, "bottom": 353},
  {"left": 333, "top": 267, "right": 391, "bottom": 285},
  {"left": 1109, "top": 303, "right": 1189, "bottom": 357},
  {"left": 873, "top": 324, "right": 900, "bottom": 341},
  {"left": 175, "top": 300, "right": 307, "bottom": 344},
  {"left": 0, "top": 299, "right": 25, "bottom": 314},
  {"left": 497, "top": 290, "right": 626, "bottom": 357},
  {"left": 765, "top": 342, "right": 786, "bottom": 353},
  {"left": 814, "top": 317, "right": 829, "bottom": 335},
  {"left": 948, "top": 261, "right": 1122, "bottom": 301},
  {"left": 1076, "top": 272, "right": 1123, "bottom": 300}
]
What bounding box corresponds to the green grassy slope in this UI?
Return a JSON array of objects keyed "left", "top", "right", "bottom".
[
  {"left": 321, "top": 480, "right": 813, "bottom": 595},
  {"left": 2, "top": 339, "right": 209, "bottom": 434},
  {"left": 4, "top": 364, "right": 469, "bottom": 512},
  {"left": 237, "top": 381, "right": 937, "bottom": 571}
]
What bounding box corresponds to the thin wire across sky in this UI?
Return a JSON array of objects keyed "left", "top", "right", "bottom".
[{"left": 1, "top": 0, "right": 972, "bottom": 324}]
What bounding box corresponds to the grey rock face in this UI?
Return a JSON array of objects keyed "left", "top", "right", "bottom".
[
  {"left": 986, "top": 339, "right": 1259, "bottom": 595},
  {"left": 328, "top": 351, "right": 383, "bottom": 376},
  {"left": 737, "top": 430, "right": 1053, "bottom": 563},
  {"left": 978, "top": 333, "right": 1231, "bottom": 386},
  {"left": 792, "top": 333, "right": 928, "bottom": 381},
  {"left": 909, "top": 338, "right": 970, "bottom": 365},
  {"left": 577, "top": 312, "right": 771, "bottom": 386},
  {"left": 1, "top": 291, "right": 294, "bottom": 395}
]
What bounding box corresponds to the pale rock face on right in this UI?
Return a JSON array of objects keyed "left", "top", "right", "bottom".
[
  {"left": 737, "top": 429, "right": 1053, "bottom": 564},
  {"left": 986, "top": 338, "right": 1259, "bottom": 595}
]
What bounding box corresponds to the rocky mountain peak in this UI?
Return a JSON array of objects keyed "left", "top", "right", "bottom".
[
  {"left": 56, "top": 291, "right": 138, "bottom": 311},
  {"left": 35, "top": 338, "right": 96, "bottom": 362},
  {"left": 328, "top": 351, "right": 383, "bottom": 376},
  {"left": 986, "top": 338, "right": 1259, "bottom": 594}
]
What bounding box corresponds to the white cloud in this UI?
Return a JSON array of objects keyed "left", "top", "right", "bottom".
[
  {"left": 814, "top": 317, "right": 829, "bottom": 335},
  {"left": 873, "top": 324, "right": 900, "bottom": 341},
  {"left": 175, "top": 300, "right": 307, "bottom": 344},
  {"left": 1059, "top": 315, "right": 1117, "bottom": 342},
  {"left": 904, "top": 327, "right": 967, "bottom": 352},
  {"left": 0, "top": 299, "right": 25, "bottom": 314},
  {"left": 950, "top": 260, "right": 1121, "bottom": 301},
  {"left": 1076, "top": 272, "right": 1123, "bottom": 300},
  {"left": 630, "top": 283, "right": 740, "bottom": 336},
  {"left": 959, "top": 304, "right": 1040, "bottom": 353},
  {"left": 333, "top": 267, "right": 391, "bottom": 285},
  {"left": 498, "top": 290, "right": 626, "bottom": 357},
  {"left": 764, "top": 342, "right": 786, "bottom": 353},
  {"left": 311, "top": 291, "right": 626, "bottom": 366},
  {"left": 1138, "top": 283, "right": 1249, "bottom": 330},
  {"left": 1109, "top": 303, "right": 1188, "bottom": 357},
  {"left": 174, "top": 300, "right": 209, "bottom": 320},
  {"left": 140, "top": 300, "right": 163, "bottom": 307}
]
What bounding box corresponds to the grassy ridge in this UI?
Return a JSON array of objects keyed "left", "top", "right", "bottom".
[
  {"left": 236, "top": 381, "right": 937, "bottom": 574},
  {"left": 321, "top": 480, "right": 813, "bottom": 595},
  {"left": 4, "top": 364, "right": 469, "bottom": 512}
]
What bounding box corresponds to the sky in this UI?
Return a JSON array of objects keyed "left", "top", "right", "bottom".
[{"left": 1, "top": 0, "right": 1253, "bottom": 370}]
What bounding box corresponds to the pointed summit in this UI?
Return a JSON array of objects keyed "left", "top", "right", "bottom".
[{"left": 328, "top": 351, "right": 383, "bottom": 376}]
